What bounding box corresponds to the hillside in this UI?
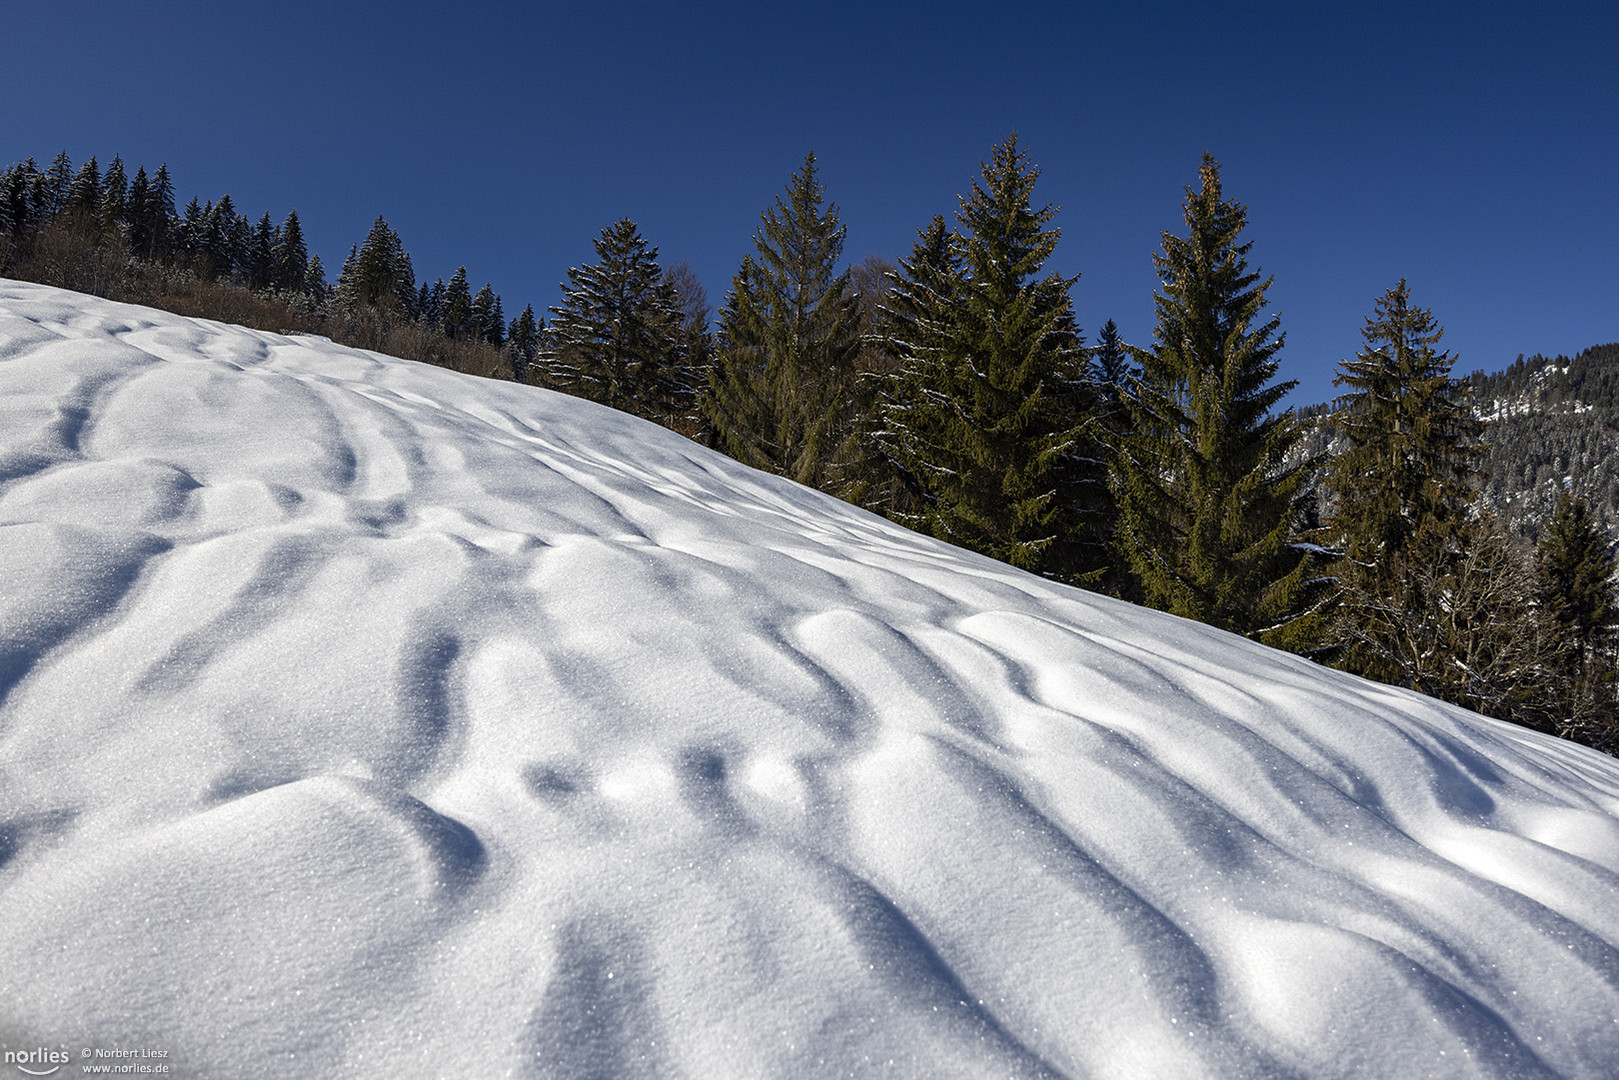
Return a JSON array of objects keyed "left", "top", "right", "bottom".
[
  {"left": 2, "top": 281, "right": 1619, "bottom": 1079},
  {"left": 1468, "top": 344, "right": 1619, "bottom": 535}
]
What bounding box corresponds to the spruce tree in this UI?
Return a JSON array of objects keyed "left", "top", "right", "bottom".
[
  {"left": 147, "top": 164, "right": 176, "bottom": 258},
  {"left": 1537, "top": 492, "right": 1617, "bottom": 744},
  {"left": 1330, "top": 279, "right": 1483, "bottom": 562},
  {"left": 1329, "top": 280, "right": 1486, "bottom": 679},
  {"left": 44, "top": 151, "right": 72, "bottom": 220},
  {"left": 125, "top": 167, "right": 153, "bottom": 255},
  {"left": 1113, "top": 153, "right": 1324, "bottom": 646},
  {"left": 542, "top": 218, "right": 686, "bottom": 420},
  {"left": 507, "top": 304, "right": 541, "bottom": 382},
  {"left": 66, "top": 157, "right": 101, "bottom": 219},
  {"left": 471, "top": 282, "right": 504, "bottom": 345},
  {"left": 99, "top": 156, "right": 127, "bottom": 239},
  {"left": 345, "top": 216, "right": 415, "bottom": 312},
  {"left": 705, "top": 152, "right": 861, "bottom": 488},
  {"left": 276, "top": 210, "right": 308, "bottom": 292},
  {"left": 441, "top": 267, "right": 473, "bottom": 337},
  {"left": 247, "top": 212, "right": 278, "bottom": 290},
  {"left": 880, "top": 139, "right": 1105, "bottom": 580}
]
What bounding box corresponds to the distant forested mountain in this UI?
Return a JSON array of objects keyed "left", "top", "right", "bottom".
[
  {"left": 1467, "top": 343, "right": 1619, "bottom": 537},
  {"left": 1302, "top": 342, "right": 1619, "bottom": 540}
]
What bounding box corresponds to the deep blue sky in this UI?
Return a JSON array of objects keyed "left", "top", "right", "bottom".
[{"left": 4, "top": 0, "right": 1615, "bottom": 406}]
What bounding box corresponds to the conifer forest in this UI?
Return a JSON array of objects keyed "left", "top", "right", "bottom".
[{"left": 3, "top": 142, "right": 1616, "bottom": 756}]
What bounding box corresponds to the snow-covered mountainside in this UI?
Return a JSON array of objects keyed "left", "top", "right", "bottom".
[{"left": 2, "top": 280, "right": 1618, "bottom": 1080}]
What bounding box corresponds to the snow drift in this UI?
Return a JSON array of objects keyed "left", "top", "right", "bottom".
[{"left": 1, "top": 280, "right": 1617, "bottom": 1079}]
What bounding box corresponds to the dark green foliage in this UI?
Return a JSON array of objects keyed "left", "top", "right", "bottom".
[
  {"left": 276, "top": 211, "right": 308, "bottom": 292},
  {"left": 879, "top": 138, "right": 1105, "bottom": 581},
  {"left": 44, "top": 151, "right": 72, "bottom": 219},
  {"left": 1113, "top": 154, "right": 1325, "bottom": 647},
  {"left": 507, "top": 304, "right": 541, "bottom": 382},
  {"left": 247, "top": 212, "right": 278, "bottom": 291},
  {"left": 99, "top": 156, "right": 127, "bottom": 239},
  {"left": 705, "top": 152, "right": 862, "bottom": 488},
  {"left": 66, "top": 157, "right": 101, "bottom": 217},
  {"left": 1329, "top": 279, "right": 1483, "bottom": 562},
  {"left": 542, "top": 218, "right": 688, "bottom": 422},
  {"left": 339, "top": 216, "right": 415, "bottom": 313},
  {"left": 1537, "top": 493, "right": 1619, "bottom": 748},
  {"left": 472, "top": 282, "right": 504, "bottom": 345},
  {"left": 1329, "top": 281, "right": 1487, "bottom": 682},
  {"left": 441, "top": 267, "right": 473, "bottom": 338}
]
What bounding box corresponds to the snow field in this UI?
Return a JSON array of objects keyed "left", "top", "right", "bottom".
[{"left": 1, "top": 281, "right": 1618, "bottom": 1078}]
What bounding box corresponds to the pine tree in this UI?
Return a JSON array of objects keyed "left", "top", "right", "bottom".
[
  {"left": 705, "top": 152, "right": 862, "bottom": 488},
  {"left": 1329, "top": 280, "right": 1486, "bottom": 680},
  {"left": 99, "top": 156, "right": 127, "bottom": 239},
  {"left": 344, "top": 216, "right": 415, "bottom": 312},
  {"left": 44, "top": 151, "right": 72, "bottom": 221},
  {"left": 125, "top": 167, "right": 153, "bottom": 256},
  {"left": 1330, "top": 279, "right": 1484, "bottom": 562},
  {"left": 146, "top": 164, "right": 176, "bottom": 258},
  {"left": 1538, "top": 492, "right": 1618, "bottom": 745},
  {"left": 507, "top": 303, "right": 541, "bottom": 382},
  {"left": 542, "top": 218, "right": 686, "bottom": 420},
  {"left": 66, "top": 157, "right": 101, "bottom": 218},
  {"left": 245, "top": 212, "right": 277, "bottom": 290},
  {"left": 471, "top": 282, "right": 504, "bottom": 344},
  {"left": 276, "top": 210, "right": 308, "bottom": 292},
  {"left": 304, "top": 254, "right": 328, "bottom": 302},
  {"left": 177, "top": 197, "right": 205, "bottom": 261},
  {"left": 1113, "top": 153, "right": 1325, "bottom": 646},
  {"left": 880, "top": 139, "right": 1106, "bottom": 580},
  {"left": 441, "top": 267, "right": 473, "bottom": 337}
]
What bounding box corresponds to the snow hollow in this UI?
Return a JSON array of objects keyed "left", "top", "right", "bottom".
[{"left": 2, "top": 280, "right": 1618, "bottom": 1079}]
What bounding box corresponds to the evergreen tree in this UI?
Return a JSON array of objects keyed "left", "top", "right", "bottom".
[
  {"left": 100, "top": 156, "right": 127, "bottom": 239},
  {"left": 125, "top": 167, "right": 153, "bottom": 255},
  {"left": 44, "top": 151, "right": 72, "bottom": 220},
  {"left": 664, "top": 259, "right": 715, "bottom": 437},
  {"left": 1329, "top": 280, "right": 1486, "bottom": 680},
  {"left": 275, "top": 210, "right": 308, "bottom": 292},
  {"left": 146, "top": 164, "right": 176, "bottom": 259},
  {"left": 1330, "top": 279, "right": 1483, "bottom": 561},
  {"left": 419, "top": 277, "right": 446, "bottom": 328},
  {"left": 471, "top": 282, "right": 504, "bottom": 344},
  {"left": 247, "top": 212, "right": 278, "bottom": 290},
  {"left": 507, "top": 303, "right": 541, "bottom": 382},
  {"left": 1, "top": 160, "right": 41, "bottom": 240},
  {"left": 542, "top": 218, "right": 686, "bottom": 420},
  {"left": 66, "top": 157, "right": 101, "bottom": 218},
  {"left": 1538, "top": 492, "right": 1618, "bottom": 745},
  {"left": 304, "top": 253, "right": 328, "bottom": 302},
  {"left": 343, "top": 216, "right": 415, "bottom": 312},
  {"left": 880, "top": 138, "right": 1105, "bottom": 580},
  {"left": 1113, "top": 153, "right": 1325, "bottom": 647},
  {"left": 865, "top": 215, "right": 962, "bottom": 512},
  {"left": 177, "top": 196, "right": 205, "bottom": 260},
  {"left": 705, "top": 151, "right": 862, "bottom": 488},
  {"left": 1092, "top": 318, "right": 1133, "bottom": 432},
  {"left": 441, "top": 267, "right": 473, "bottom": 337}
]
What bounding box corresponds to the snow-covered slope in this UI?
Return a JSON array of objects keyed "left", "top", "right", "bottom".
[{"left": 2, "top": 280, "right": 1618, "bottom": 1080}]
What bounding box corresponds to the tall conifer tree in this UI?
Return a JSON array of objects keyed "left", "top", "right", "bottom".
[
  {"left": 880, "top": 137, "right": 1105, "bottom": 581},
  {"left": 1113, "top": 154, "right": 1324, "bottom": 646},
  {"left": 542, "top": 218, "right": 686, "bottom": 420},
  {"left": 705, "top": 152, "right": 861, "bottom": 488}
]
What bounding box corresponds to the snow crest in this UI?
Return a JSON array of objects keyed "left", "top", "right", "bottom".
[{"left": 2, "top": 281, "right": 1617, "bottom": 1078}]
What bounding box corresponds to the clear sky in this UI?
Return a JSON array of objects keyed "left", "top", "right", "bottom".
[{"left": 4, "top": 0, "right": 1615, "bottom": 406}]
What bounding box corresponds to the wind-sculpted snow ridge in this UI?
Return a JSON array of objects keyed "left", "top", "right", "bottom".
[{"left": 1, "top": 281, "right": 1617, "bottom": 1079}]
